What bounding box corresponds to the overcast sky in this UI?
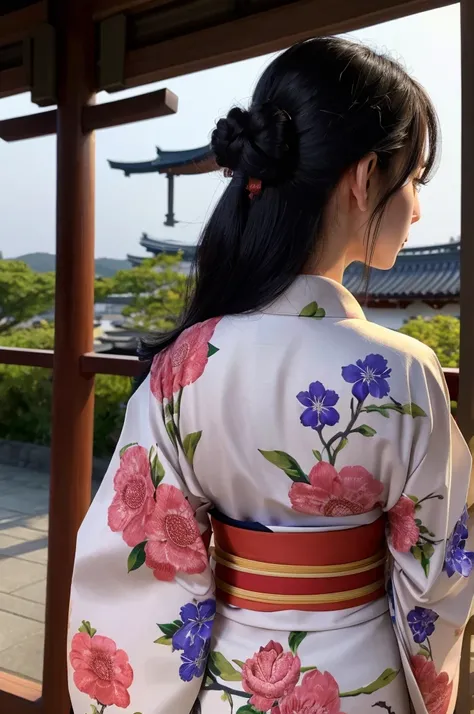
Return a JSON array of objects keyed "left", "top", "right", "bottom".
[{"left": 0, "top": 4, "right": 460, "bottom": 260}]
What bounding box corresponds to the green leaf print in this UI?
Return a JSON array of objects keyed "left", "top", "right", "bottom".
[
  {"left": 288, "top": 631, "right": 307, "bottom": 654},
  {"left": 417, "top": 645, "right": 431, "bottom": 659},
  {"left": 353, "top": 424, "right": 377, "bottom": 437},
  {"left": 90, "top": 706, "right": 100, "bottom": 714},
  {"left": 154, "top": 635, "right": 172, "bottom": 645},
  {"left": 363, "top": 404, "right": 393, "bottom": 417},
  {"left": 312, "top": 449, "right": 322, "bottom": 461},
  {"left": 79, "top": 620, "right": 97, "bottom": 637},
  {"left": 208, "top": 651, "right": 243, "bottom": 681},
  {"left": 149, "top": 446, "right": 165, "bottom": 488},
  {"left": 259, "top": 450, "right": 308, "bottom": 482},
  {"left": 411, "top": 543, "right": 433, "bottom": 576},
  {"left": 333, "top": 438, "right": 348, "bottom": 457},
  {"left": 299, "top": 301, "right": 326, "bottom": 319},
  {"left": 119, "top": 442, "right": 138, "bottom": 457},
  {"left": 165, "top": 418, "right": 178, "bottom": 447},
  {"left": 232, "top": 659, "right": 245, "bottom": 669},
  {"left": 363, "top": 402, "right": 427, "bottom": 419},
  {"left": 300, "top": 666, "right": 318, "bottom": 673},
  {"left": 183, "top": 431, "right": 202, "bottom": 465},
  {"left": 208, "top": 343, "right": 219, "bottom": 357},
  {"left": 403, "top": 402, "right": 427, "bottom": 418},
  {"left": 236, "top": 706, "right": 260, "bottom": 714},
  {"left": 127, "top": 541, "right": 147, "bottom": 572},
  {"left": 340, "top": 668, "right": 399, "bottom": 697},
  {"left": 157, "top": 619, "right": 183, "bottom": 638}
]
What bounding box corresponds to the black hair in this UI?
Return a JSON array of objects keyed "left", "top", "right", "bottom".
[{"left": 139, "top": 36, "right": 438, "bottom": 363}]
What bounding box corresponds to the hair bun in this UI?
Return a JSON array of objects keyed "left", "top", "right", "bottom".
[{"left": 212, "top": 102, "right": 294, "bottom": 182}]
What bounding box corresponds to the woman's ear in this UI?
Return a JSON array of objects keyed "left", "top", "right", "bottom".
[{"left": 350, "top": 152, "right": 378, "bottom": 212}]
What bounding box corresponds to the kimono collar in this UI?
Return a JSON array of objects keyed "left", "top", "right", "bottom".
[{"left": 260, "top": 275, "right": 366, "bottom": 320}]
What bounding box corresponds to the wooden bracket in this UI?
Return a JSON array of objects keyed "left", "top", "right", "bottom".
[
  {"left": 99, "top": 13, "right": 127, "bottom": 92},
  {"left": 31, "top": 23, "right": 56, "bottom": 106},
  {"left": 82, "top": 86, "right": 178, "bottom": 131},
  {"left": 0, "top": 87, "right": 177, "bottom": 141}
]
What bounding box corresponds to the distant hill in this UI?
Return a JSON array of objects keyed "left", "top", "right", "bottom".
[{"left": 10, "top": 252, "right": 131, "bottom": 277}]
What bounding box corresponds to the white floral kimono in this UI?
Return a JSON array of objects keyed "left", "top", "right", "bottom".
[{"left": 68, "top": 276, "right": 474, "bottom": 714}]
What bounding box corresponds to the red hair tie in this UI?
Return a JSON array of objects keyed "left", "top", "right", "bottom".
[{"left": 247, "top": 178, "right": 262, "bottom": 199}]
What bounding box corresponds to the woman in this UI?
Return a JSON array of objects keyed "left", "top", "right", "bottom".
[{"left": 68, "top": 38, "right": 473, "bottom": 714}]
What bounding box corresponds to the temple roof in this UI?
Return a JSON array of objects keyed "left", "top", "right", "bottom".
[
  {"left": 108, "top": 145, "right": 217, "bottom": 176},
  {"left": 134, "top": 236, "right": 460, "bottom": 302},
  {"left": 140, "top": 233, "right": 197, "bottom": 261},
  {"left": 344, "top": 241, "right": 460, "bottom": 301}
]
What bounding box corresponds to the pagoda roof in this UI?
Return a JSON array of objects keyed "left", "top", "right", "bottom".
[
  {"left": 140, "top": 233, "right": 196, "bottom": 261},
  {"left": 344, "top": 241, "right": 460, "bottom": 301},
  {"left": 109, "top": 145, "right": 218, "bottom": 176}
]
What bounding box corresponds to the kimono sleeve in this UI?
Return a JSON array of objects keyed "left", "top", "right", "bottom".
[
  {"left": 386, "top": 354, "right": 474, "bottom": 714},
  {"left": 68, "top": 374, "right": 215, "bottom": 714}
]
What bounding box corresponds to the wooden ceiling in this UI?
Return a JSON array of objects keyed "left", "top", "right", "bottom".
[{"left": 0, "top": 0, "right": 455, "bottom": 102}]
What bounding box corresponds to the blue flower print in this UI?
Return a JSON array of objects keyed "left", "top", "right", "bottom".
[
  {"left": 407, "top": 607, "right": 438, "bottom": 643},
  {"left": 342, "top": 354, "right": 392, "bottom": 401},
  {"left": 444, "top": 506, "right": 474, "bottom": 578},
  {"left": 297, "top": 381, "right": 340, "bottom": 429},
  {"left": 179, "top": 638, "right": 210, "bottom": 682},
  {"left": 172, "top": 599, "right": 216, "bottom": 652}
]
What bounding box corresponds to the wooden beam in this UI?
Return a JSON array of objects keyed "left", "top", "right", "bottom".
[
  {"left": 0, "top": 1, "right": 47, "bottom": 49},
  {"left": 0, "top": 66, "right": 29, "bottom": 99},
  {"left": 124, "top": 0, "right": 454, "bottom": 88},
  {"left": 82, "top": 87, "right": 177, "bottom": 131},
  {"left": 0, "top": 672, "right": 42, "bottom": 714},
  {"left": 0, "top": 347, "right": 54, "bottom": 368},
  {"left": 0, "top": 110, "right": 56, "bottom": 142},
  {"left": 43, "top": 0, "right": 96, "bottom": 711},
  {"left": 458, "top": 0, "right": 474, "bottom": 450},
  {"left": 0, "top": 88, "right": 176, "bottom": 141},
  {"left": 81, "top": 352, "right": 146, "bottom": 377},
  {"left": 92, "top": 0, "right": 173, "bottom": 21}
]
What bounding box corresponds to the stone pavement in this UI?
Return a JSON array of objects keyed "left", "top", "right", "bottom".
[{"left": 0, "top": 464, "right": 49, "bottom": 682}]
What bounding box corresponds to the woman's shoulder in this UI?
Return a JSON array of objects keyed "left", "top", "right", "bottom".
[{"left": 343, "top": 317, "right": 442, "bottom": 380}]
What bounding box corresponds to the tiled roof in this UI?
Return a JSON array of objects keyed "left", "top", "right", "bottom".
[
  {"left": 343, "top": 242, "right": 460, "bottom": 300},
  {"left": 131, "top": 236, "right": 460, "bottom": 301},
  {"left": 109, "top": 145, "right": 216, "bottom": 176},
  {"left": 140, "top": 234, "right": 197, "bottom": 262}
]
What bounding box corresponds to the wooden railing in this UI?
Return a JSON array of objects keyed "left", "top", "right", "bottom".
[{"left": 0, "top": 346, "right": 460, "bottom": 397}]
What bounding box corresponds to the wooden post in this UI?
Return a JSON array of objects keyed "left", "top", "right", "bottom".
[
  {"left": 165, "top": 172, "right": 176, "bottom": 226},
  {"left": 458, "top": 0, "right": 474, "bottom": 451},
  {"left": 42, "top": 0, "right": 95, "bottom": 711},
  {"left": 458, "top": 3, "right": 474, "bottom": 709}
]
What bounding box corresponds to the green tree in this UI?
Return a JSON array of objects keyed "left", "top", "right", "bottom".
[
  {"left": 399, "top": 315, "right": 460, "bottom": 367},
  {"left": 109, "top": 254, "right": 188, "bottom": 332},
  {"left": 0, "top": 325, "right": 131, "bottom": 456},
  {"left": 0, "top": 260, "right": 55, "bottom": 332},
  {"left": 0, "top": 259, "right": 115, "bottom": 334}
]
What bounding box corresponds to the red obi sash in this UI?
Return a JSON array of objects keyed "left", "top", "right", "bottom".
[{"left": 211, "top": 515, "right": 386, "bottom": 612}]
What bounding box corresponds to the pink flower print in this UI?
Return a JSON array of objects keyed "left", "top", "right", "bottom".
[
  {"left": 411, "top": 655, "right": 453, "bottom": 714},
  {"left": 69, "top": 632, "right": 133, "bottom": 708},
  {"left": 144, "top": 483, "right": 208, "bottom": 581},
  {"left": 108, "top": 445, "right": 155, "bottom": 547},
  {"left": 150, "top": 317, "right": 221, "bottom": 402},
  {"left": 241, "top": 640, "right": 301, "bottom": 712},
  {"left": 150, "top": 348, "right": 174, "bottom": 402},
  {"left": 275, "top": 669, "right": 346, "bottom": 714},
  {"left": 289, "top": 462, "right": 383, "bottom": 516},
  {"left": 388, "top": 495, "right": 420, "bottom": 552}
]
